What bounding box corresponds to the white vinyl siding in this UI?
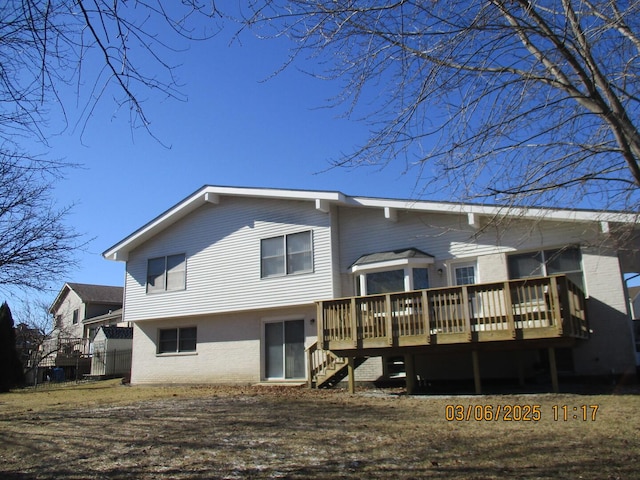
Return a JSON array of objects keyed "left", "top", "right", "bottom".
[
  {"left": 124, "top": 197, "right": 333, "bottom": 322},
  {"left": 336, "top": 206, "right": 602, "bottom": 295}
]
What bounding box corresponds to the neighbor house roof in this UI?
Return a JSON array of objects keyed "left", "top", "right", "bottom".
[
  {"left": 98, "top": 326, "right": 133, "bottom": 340},
  {"left": 103, "top": 185, "right": 640, "bottom": 262},
  {"left": 83, "top": 308, "right": 124, "bottom": 325},
  {"left": 49, "top": 283, "right": 124, "bottom": 314}
]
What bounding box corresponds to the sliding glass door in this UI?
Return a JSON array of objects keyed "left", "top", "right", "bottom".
[{"left": 265, "top": 320, "right": 305, "bottom": 379}]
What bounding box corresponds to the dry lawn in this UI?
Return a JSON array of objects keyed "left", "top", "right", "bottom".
[{"left": 0, "top": 380, "right": 638, "bottom": 479}]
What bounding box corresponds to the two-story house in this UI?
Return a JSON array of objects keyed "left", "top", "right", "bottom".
[
  {"left": 103, "top": 186, "right": 640, "bottom": 392},
  {"left": 43, "top": 283, "right": 124, "bottom": 381}
]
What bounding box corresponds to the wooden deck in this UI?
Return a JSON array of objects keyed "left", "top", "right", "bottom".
[
  {"left": 317, "top": 275, "right": 587, "bottom": 355},
  {"left": 310, "top": 275, "right": 588, "bottom": 392}
]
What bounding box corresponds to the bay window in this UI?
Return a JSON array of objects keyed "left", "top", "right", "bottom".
[{"left": 351, "top": 248, "right": 434, "bottom": 296}]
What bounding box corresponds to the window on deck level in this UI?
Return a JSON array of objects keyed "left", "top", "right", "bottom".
[
  {"left": 508, "top": 246, "right": 583, "bottom": 290},
  {"left": 454, "top": 265, "right": 476, "bottom": 286},
  {"left": 366, "top": 270, "right": 405, "bottom": 294}
]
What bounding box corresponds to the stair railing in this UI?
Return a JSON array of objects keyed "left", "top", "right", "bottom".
[{"left": 306, "top": 341, "right": 343, "bottom": 388}]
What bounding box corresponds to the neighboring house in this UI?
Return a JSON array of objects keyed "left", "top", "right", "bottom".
[
  {"left": 103, "top": 186, "right": 640, "bottom": 391},
  {"left": 90, "top": 326, "right": 133, "bottom": 377},
  {"left": 42, "top": 283, "right": 124, "bottom": 381},
  {"left": 15, "top": 323, "right": 45, "bottom": 385}
]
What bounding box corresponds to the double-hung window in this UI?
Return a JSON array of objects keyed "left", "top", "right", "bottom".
[
  {"left": 261, "top": 231, "right": 313, "bottom": 278},
  {"left": 158, "top": 327, "right": 197, "bottom": 354},
  {"left": 147, "top": 254, "right": 186, "bottom": 293}
]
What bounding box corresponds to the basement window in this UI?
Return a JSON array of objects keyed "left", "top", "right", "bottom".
[{"left": 158, "top": 327, "right": 197, "bottom": 354}]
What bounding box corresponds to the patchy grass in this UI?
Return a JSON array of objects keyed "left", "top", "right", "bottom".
[{"left": 0, "top": 380, "right": 638, "bottom": 479}]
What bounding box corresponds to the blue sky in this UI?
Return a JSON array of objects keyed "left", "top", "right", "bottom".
[
  {"left": 8, "top": 9, "right": 639, "bottom": 309},
  {"left": 26, "top": 22, "right": 427, "bottom": 296}
]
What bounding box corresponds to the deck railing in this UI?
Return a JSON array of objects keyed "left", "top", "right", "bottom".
[{"left": 317, "top": 275, "right": 588, "bottom": 351}]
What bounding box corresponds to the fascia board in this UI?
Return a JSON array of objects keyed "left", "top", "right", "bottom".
[
  {"left": 348, "top": 196, "right": 640, "bottom": 225},
  {"left": 204, "top": 185, "right": 346, "bottom": 202},
  {"left": 103, "top": 188, "right": 209, "bottom": 261}
]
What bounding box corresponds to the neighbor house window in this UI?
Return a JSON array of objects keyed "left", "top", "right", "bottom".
[
  {"left": 508, "top": 246, "right": 583, "bottom": 290},
  {"left": 147, "top": 254, "right": 186, "bottom": 293},
  {"left": 72, "top": 309, "right": 79, "bottom": 325},
  {"left": 261, "top": 231, "right": 313, "bottom": 278},
  {"left": 158, "top": 327, "right": 197, "bottom": 353}
]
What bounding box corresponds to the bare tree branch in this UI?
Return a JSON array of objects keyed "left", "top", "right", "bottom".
[{"left": 242, "top": 0, "right": 640, "bottom": 211}]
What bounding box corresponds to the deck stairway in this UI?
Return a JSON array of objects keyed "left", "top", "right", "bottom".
[{"left": 306, "top": 342, "right": 365, "bottom": 388}]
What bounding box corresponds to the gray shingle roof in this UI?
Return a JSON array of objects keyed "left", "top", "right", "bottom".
[
  {"left": 100, "top": 326, "right": 133, "bottom": 340},
  {"left": 67, "top": 283, "right": 123, "bottom": 304},
  {"left": 351, "top": 248, "right": 434, "bottom": 267},
  {"left": 83, "top": 308, "right": 123, "bottom": 325}
]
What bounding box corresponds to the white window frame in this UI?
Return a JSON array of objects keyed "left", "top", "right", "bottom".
[
  {"left": 452, "top": 262, "right": 477, "bottom": 286},
  {"left": 352, "top": 261, "right": 433, "bottom": 296},
  {"left": 260, "top": 231, "right": 314, "bottom": 278},
  {"left": 146, "top": 253, "right": 187, "bottom": 294},
  {"left": 507, "top": 246, "right": 584, "bottom": 291}
]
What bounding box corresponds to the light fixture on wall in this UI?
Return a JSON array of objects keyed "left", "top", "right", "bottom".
[
  {"left": 437, "top": 268, "right": 443, "bottom": 276},
  {"left": 310, "top": 318, "right": 315, "bottom": 324}
]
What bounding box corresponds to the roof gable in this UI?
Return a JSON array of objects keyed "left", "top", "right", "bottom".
[
  {"left": 50, "top": 283, "right": 123, "bottom": 314},
  {"left": 103, "top": 185, "right": 640, "bottom": 263}
]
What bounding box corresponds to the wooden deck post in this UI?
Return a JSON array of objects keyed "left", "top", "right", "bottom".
[
  {"left": 316, "top": 302, "right": 324, "bottom": 349},
  {"left": 350, "top": 298, "right": 358, "bottom": 347},
  {"left": 472, "top": 350, "right": 482, "bottom": 394},
  {"left": 347, "top": 356, "right": 356, "bottom": 394},
  {"left": 306, "top": 345, "right": 314, "bottom": 389},
  {"left": 385, "top": 294, "right": 394, "bottom": 346},
  {"left": 405, "top": 354, "right": 416, "bottom": 395},
  {"left": 548, "top": 347, "right": 559, "bottom": 393}
]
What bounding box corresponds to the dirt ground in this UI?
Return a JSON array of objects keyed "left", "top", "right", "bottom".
[{"left": 0, "top": 380, "right": 638, "bottom": 479}]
